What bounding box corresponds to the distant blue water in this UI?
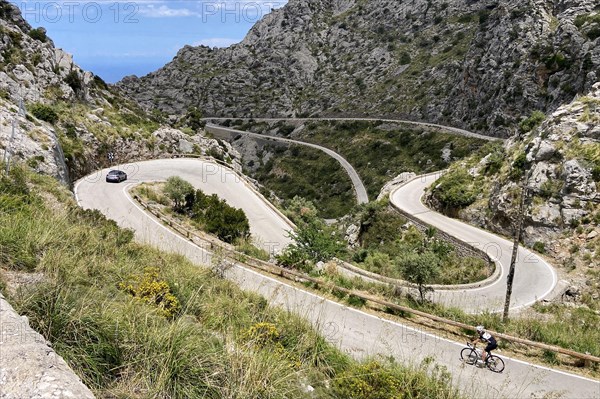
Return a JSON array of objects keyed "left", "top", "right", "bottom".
[{"left": 81, "top": 59, "right": 167, "bottom": 84}]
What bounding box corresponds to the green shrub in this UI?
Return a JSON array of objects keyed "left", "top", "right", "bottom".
[
  {"left": 331, "top": 360, "right": 458, "bottom": 399},
  {"left": 533, "top": 241, "right": 546, "bottom": 254},
  {"left": 119, "top": 267, "right": 181, "bottom": 318},
  {"left": 347, "top": 294, "right": 367, "bottom": 307},
  {"left": 182, "top": 107, "right": 205, "bottom": 131},
  {"left": 510, "top": 151, "right": 528, "bottom": 180},
  {"left": 431, "top": 169, "right": 481, "bottom": 209},
  {"left": 65, "top": 70, "right": 82, "bottom": 93},
  {"left": 28, "top": 103, "right": 58, "bottom": 124},
  {"left": 28, "top": 27, "right": 47, "bottom": 42},
  {"left": 358, "top": 201, "right": 407, "bottom": 250},
  {"left": 203, "top": 201, "right": 250, "bottom": 243},
  {"left": 362, "top": 251, "right": 394, "bottom": 276},
  {"left": 483, "top": 150, "right": 504, "bottom": 175},
  {"left": 278, "top": 218, "right": 342, "bottom": 266},
  {"left": 544, "top": 53, "right": 571, "bottom": 71},
  {"left": 398, "top": 251, "right": 441, "bottom": 302},
  {"left": 519, "top": 110, "right": 546, "bottom": 133},
  {"left": 92, "top": 75, "right": 108, "bottom": 90},
  {"left": 399, "top": 51, "right": 412, "bottom": 65},
  {"left": 164, "top": 176, "right": 195, "bottom": 212},
  {"left": 539, "top": 180, "right": 563, "bottom": 199},
  {"left": 574, "top": 13, "right": 600, "bottom": 39},
  {"left": 26, "top": 155, "right": 45, "bottom": 169},
  {"left": 184, "top": 188, "right": 250, "bottom": 243}
]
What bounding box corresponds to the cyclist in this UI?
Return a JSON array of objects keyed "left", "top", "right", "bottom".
[{"left": 472, "top": 325, "right": 497, "bottom": 364}]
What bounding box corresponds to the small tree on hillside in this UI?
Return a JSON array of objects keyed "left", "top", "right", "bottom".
[
  {"left": 164, "top": 176, "right": 195, "bottom": 213},
  {"left": 398, "top": 251, "right": 441, "bottom": 302},
  {"left": 278, "top": 219, "right": 343, "bottom": 269}
]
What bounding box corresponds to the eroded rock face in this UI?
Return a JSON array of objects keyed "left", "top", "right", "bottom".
[
  {"left": 0, "top": 107, "right": 69, "bottom": 183},
  {"left": 482, "top": 82, "right": 600, "bottom": 244},
  {"left": 0, "top": 1, "right": 93, "bottom": 184},
  {"left": 73, "top": 126, "right": 243, "bottom": 179},
  {"left": 119, "top": 0, "right": 600, "bottom": 138}
]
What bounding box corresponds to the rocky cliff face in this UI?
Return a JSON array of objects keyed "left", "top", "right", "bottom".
[
  {"left": 0, "top": 1, "right": 93, "bottom": 183},
  {"left": 430, "top": 82, "right": 599, "bottom": 287},
  {"left": 0, "top": 1, "right": 239, "bottom": 183},
  {"left": 119, "top": 0, "right": 600, "bottom": 137},
  {"left": 488, "top": 83, "right": 599, "bottom": 243}
]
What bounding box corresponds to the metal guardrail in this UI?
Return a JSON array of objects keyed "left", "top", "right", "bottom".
[{"left": 133, "top": 194, "right": 599, "bottom": 365}]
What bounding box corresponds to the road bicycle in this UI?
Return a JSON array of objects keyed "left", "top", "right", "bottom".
[{"left": 460, "top": 342, "right": 505, "bottom": 373}]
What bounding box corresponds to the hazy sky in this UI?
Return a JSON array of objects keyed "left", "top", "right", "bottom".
[{"left": 14, "top": 1, "right": 287, "bottom": 82}]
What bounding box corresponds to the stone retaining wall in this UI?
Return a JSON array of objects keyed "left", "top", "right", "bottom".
[
  {"left": 0, "top": 293, "right": 95, "bottom": 399},
  {"left": 390, "top": 205, "right": 494, "bottom": 269}
]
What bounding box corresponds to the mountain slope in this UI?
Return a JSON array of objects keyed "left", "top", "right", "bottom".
[
  {"left": 118, "top": 0, "right": 600, "bottom": 137},
  {"left": 0, "top": 1, "right": 239, "bottom": 183},
  {"left": 428, "top": 82, "right": 599, "bottom": 307}
]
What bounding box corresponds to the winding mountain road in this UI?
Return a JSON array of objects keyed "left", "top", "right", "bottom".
[
  {"left": 206, "top": 123, "right": 370, "bottom": 204},
  {"left": 203, "top": 117, "right": 501, "bottom": 142},
  {"left": 75, "top": 159, "right": 293, "bottom": 254},
  {"left": 75, "top": 159, "right": 599, "bottom": 399},
  {"left": 390, "top": 173, "right": 557, "bottom": 313},
  {"left": 205, "top": 121, "right": 556, "bottom": 313}
]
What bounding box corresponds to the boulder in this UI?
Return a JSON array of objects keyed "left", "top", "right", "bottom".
[
  {"left": 563, "top": 160, "right": 595, "bottom": 198},
  {"left": 535, "top": 140, "right": 557, "bottom": 161},
  {"left": 345, "top": 223, "right": 360, "bottom": 247},
  {"left": 531, "top": 203, "right": 562, "bottom": 227},
  {"left": 178, "top": 138, "right": 194, "bottom": 153}
]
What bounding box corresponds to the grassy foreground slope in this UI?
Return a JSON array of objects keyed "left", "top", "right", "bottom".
[{"left": 0, "top": 166, "right": 461, "bottom": 399}]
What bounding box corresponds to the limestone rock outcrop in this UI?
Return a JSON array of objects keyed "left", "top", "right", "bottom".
[{"left": 119, "top": 0, "right": 600, "bottom": 138}]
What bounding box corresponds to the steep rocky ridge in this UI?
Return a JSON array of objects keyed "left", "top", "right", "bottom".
[
  {"left": 119, "top": 0, "right": 600, "bottom": 137},
  {"left": 448, "top": 83, "right": 599, "bottom": 243},
  {"left": 0, "top": 1, "right": 240, "bottom": 184},
  {"left": 428, "top": 83, "right": 599, "bottom": 304}
]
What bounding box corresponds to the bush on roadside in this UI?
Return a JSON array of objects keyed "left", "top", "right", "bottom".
[
  {"left": 430, "top": 169, "right": 481, "bottom": 210},
  {"left": 164, "top": 176, "right": 195, "bottom": 212},
  {"left": 278, "top": 218, "right": 343, "bottom": 267}
]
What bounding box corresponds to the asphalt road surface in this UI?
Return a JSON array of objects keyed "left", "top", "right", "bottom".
[
  {"left": 390, "top": 173, "right": 558, "bottom": 313},
  {"left": 75, "top": 159, "right": 293, "bottom": 254}
]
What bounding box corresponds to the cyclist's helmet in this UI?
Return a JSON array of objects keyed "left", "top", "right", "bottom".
[{"left": 476, "top": 325, "right": 484, "bottom": 333}]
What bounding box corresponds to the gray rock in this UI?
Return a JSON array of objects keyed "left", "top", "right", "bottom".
[
  {"left": 345, "top": 223, "right": 360, "bottom": 247},
  {"left": 535, "top": 140, "right": 557, "bottom": 161},
  {"left": 86, "top": 113, "right": 102, "bottom": 123},
  {"left": 117, "top": 0, "right": 600, "bottom": 138},
  {"left": 178, "top": 138, "right": 194, "bottom": 153},
  {"left": 0, "top": 294, "right": 95, "bottom": 399},
  {"left": 565, "top": 286, "right": 581, "bottom": 297},
  {"left": 531, "top": 203, "right": 562, "bottom": 227},
  {"left": 561, "top": 208, "right": 588, "bottom": 226},
  {"left": 563, "top": 160, "right": 595, "bottom": 198}
]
